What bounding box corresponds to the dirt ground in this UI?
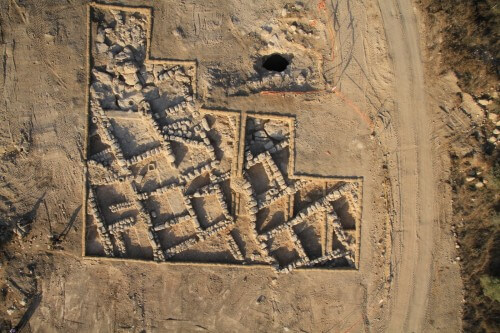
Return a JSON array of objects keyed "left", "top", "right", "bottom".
[{"left": 0, "top": 0, "right": 474, "bottom": 332}]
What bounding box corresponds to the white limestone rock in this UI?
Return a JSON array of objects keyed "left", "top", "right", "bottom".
[{"left": 264, "top": 122, "right": 287, "bottom": 141}]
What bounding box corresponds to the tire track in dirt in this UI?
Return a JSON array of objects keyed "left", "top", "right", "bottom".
[{"left": 378, "top": 0, "right": 436, "bottom": 332}]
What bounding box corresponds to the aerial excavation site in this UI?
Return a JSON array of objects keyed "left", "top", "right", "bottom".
[{"left": 0, "top": 0, "right": 498, "bottom": 332}]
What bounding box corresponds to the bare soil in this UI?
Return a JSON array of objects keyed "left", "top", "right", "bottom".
[
  {"left": 0, "top": 0, "right": 489, "bottom": 332},
  {"left": 418, "top": 0, "right": 500, "bottom": 331}
]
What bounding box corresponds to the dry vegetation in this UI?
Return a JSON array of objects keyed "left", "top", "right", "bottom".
[
  {"left": 420, "top": 0, "right": 500, "bottom": 331},
  {"left": 450, "top": 129, "right": 499, "bottom": 332},
  {"left": 421, "top": 0, "right": 499, "bottom": 95}
]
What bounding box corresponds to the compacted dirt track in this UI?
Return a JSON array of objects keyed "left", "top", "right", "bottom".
[{"left": 379, "top": 0, "right": 436, "bottom": 331}]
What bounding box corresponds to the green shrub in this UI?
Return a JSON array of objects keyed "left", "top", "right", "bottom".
[{"left": 480, "top": 275, "right": 500, "bottom": 302}]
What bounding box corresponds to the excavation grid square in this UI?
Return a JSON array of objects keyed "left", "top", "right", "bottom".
[{"left": 84, "top": 3, "right": 362, "bottom": 272}]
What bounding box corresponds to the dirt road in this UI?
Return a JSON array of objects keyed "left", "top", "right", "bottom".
[
  {"left": 378, "top": 0, "right": 436, "bottom": 332},
  {"left": 0, "top": 0, "right": 459, "bottom": 331}
]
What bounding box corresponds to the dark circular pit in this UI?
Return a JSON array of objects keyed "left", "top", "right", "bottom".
[{"left": 262, "top": 53, "right": 290, "bottom": 72}]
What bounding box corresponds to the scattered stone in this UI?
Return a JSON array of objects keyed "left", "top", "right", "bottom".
[
  {"left": 96, "top": 42, "right": 109, "bottom": 54},
  {"left": 264, "top": 141, "right": 274, "bottom": 150},
  {"left": 461, "top": 93, "right": 484, "bottom": 120},
  {"left": 487, "top": 112, "right": 498, "bottom": 122},
  {"left": 264, "top": 122, "right": 287, "bottom": 141},
  {"left": 254, "top": 130, "right": 267, "bottom": 139},
  {"left": 92, "top": 69, "right": 113, "bottom": 86},
  {"left": 478, "top": 99, "right": 491, "bottom": 106}
]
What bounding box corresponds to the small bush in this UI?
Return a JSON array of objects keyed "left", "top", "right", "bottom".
[{"left": 480, "top": 275, "right": 500, "bottom": 302}]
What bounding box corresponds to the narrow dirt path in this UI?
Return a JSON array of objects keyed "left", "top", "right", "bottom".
[{"left": 378, "top": 0, "right": 436, "bottom": 332}]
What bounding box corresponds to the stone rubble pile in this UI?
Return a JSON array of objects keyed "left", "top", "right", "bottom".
[
  {"left": 138, "top": 101, "right": 176, "bottom": 165},
  {"left": 108, "top": 216, "right": 136, "bottom": 235},
  {"left": 126, "top": 146, "right": 163, "bottom": 166},
  {"left": 109, "top": 201, "right": 135, "bottom": 213},
  {"left": 153, "top": 214, "right": 191, "bottom": 231},
  {"left": 180, "top": 160, "right": 219, "bottom": 183},
  {"left": 198, "top": 218, "right": 235, "bottom": 240},
  {"left": 227, "top": 233, "right": 245, "bottom": 261},
  {"left": 90, "top": 148, "right": 113, "bottom": 163},
  {"left": 164, "top": 237, "right": 199, "bottom": 259},
  {"left": 88, "top": 187, "right": 114, "bottom": 256}
]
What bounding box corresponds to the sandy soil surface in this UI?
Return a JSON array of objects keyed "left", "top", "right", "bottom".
[{"left": 0, "top": 0, "right": 464, "bottom": 332}]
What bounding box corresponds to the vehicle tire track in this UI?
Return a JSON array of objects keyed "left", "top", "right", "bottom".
[{"left": 378, "top": 0, "right": 436, "bottom": 332}]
